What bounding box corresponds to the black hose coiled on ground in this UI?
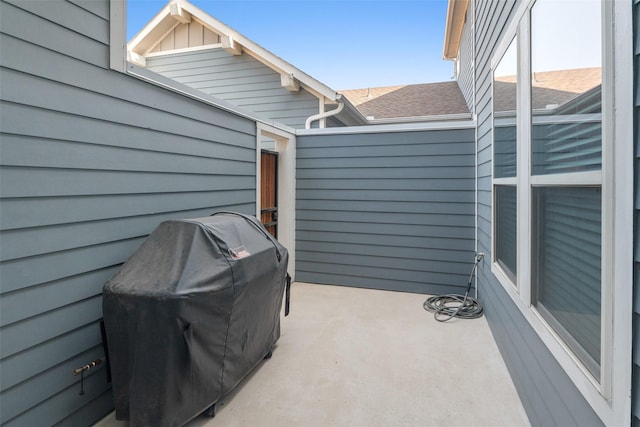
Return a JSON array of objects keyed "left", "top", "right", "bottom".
[{"left": 423, "top": 254, "right": 484, "bottom": 322}]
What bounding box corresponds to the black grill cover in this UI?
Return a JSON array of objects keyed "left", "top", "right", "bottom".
[{"left": 102, "top": 213, "right": 288, "bottom": 426}]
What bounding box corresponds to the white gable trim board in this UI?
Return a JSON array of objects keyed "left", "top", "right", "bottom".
[{"left": 144, "top": 43, "right": 221, "bottom": 58}]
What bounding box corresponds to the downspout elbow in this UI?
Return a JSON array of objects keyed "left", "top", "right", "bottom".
[{"left": 305, "top": 102, "right": 345, "bottom": 129}]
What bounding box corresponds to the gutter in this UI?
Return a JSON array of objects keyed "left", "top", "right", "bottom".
[{"left": 366, "top": 112, "right": 472, "bottom": 124}]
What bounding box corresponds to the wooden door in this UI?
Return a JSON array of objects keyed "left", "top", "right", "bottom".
[{"left": 260, "top": 150, "right": 278, "bottom": 237}]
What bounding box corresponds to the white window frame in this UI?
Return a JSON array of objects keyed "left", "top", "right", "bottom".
[
  {"left": 489, "top": 0, "right": 633, "bottom": 426},
  {"left": 491, "top": 34, "right": 519, "bottom": 290}
]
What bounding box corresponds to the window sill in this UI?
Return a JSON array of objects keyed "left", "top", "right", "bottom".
[{"left": 489, "top": 261, "right": 619, "bottom": 425}]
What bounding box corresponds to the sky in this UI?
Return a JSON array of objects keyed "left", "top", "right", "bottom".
[{"left": 126, "top": 0, "right": 454, "bottom": 90}]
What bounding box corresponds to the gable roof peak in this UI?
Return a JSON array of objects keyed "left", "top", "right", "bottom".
[{"left": 127, "top": 0, "right": 346, "bottom": 104}]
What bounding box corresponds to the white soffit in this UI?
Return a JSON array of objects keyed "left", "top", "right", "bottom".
[{"left": 442, "top": 0, "right": 469, "bottom": 60}]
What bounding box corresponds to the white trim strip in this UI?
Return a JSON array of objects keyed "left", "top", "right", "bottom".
[
  {"left": 608, "top": 0, "right": 634, "bottom": 423},
  {"left": 493, "top": 177, "right": 517, "bottom": 186},
  {"left": 109, "top": 0, "right": 127, "bottom": 73},
  {"left": 532, "top": 113, "right": 602, "bottom": 125},
  {"left": 256, "top": 123, "right": 297, "bottom": 279},
  {"left": 295, "top": 120, "right": 476, "bottom": 136},
  {"left": 529, "top": 170, "right": 602, "bottom": 186},
  {"left": 144, "top": 44, "right": 224, "bottom": 58},
  {"left": 366, "top": 112, "right": 473, "bottom": 124},
  {"left": 498, "top": 113, "right": 602, "bottom": 125}
]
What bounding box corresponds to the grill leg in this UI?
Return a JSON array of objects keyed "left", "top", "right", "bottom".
[{"left": 204, "top": 403, "right": 216, "bottom": 418}]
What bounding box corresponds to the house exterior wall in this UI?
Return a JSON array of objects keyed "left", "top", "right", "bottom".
[
  {"left": 145, "top": 48, "right": 320, "bottom": 129},
  {"left": 633, "top": 0, "right": 640, "bottom": 424},
  {"left": 0, "top": 0, "right": 258, "bottom": 425},
  {"left": 456, "top": 0, "right": 474, "bottom": 112},
  {"left": 295, "top": 128, "right": 476, "bottom": 295},
  {"left": 473, "top": 0, "right": 604, "bottom": 426}
]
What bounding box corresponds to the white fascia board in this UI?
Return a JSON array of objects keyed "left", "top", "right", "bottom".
[
  {"left": 442, "top": 0, "right": 469, "bottom": 60},
  {"left": 178, "top": 1, "right": 341, "bottom": 102},
  {"left": 128, "top": 3, "right": 177, "bottom": 55},
  {"left": 442, "top": 0, "right": 457, "bottom": 59},
  {"left": 169, "top": 1, "right": 191, "bottom": 24},
  {"left": 296, "top": 119, "right": 476, "bottom": 136}
]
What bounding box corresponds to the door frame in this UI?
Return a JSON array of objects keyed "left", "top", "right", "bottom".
[
  {"left": 260, "top": 149, "right": 278, "bottom": 238},
  {"left": 256, "top": 123, "right": 296, "bottom": 278}
]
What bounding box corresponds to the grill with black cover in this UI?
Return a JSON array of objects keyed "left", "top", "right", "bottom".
[{"left": 102, "top": 212, "right": 289, "bottom": 426}]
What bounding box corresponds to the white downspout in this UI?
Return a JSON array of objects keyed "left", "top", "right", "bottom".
[{"left": 305, "top": 102, "right": 345, "bottom": 129}]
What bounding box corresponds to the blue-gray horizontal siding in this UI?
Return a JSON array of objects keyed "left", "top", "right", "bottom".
[
  {"left": 0, "top": 0, "right": 257, "bottom": 425},
  {"left": 633, "top": 0, "right": 640, "bottom": 424},
  {"left": 473, "top": 0, "right": 603, "bottom": 426},
  {"left": 146, "top": 48, "right": 320, "bottom": 129},
  {"left": 295, "top": 129, "right": 476, "bottom": 295},
  {"left": 457, "top": 1, "right": 474, "bottom": 112}
]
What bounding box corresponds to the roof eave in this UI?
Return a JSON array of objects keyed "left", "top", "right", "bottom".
[
  {"left": 128, "top": 0, "right": 341, "bottom": 102},
  {"left": 442, "top": 0, "right": 469, "bottom": 60},
  {"left": 128, "top": 1, "right": 177, "bottom": 55},
  {"left": 335, "top": 94, "right": 369, "bottom": 125}
]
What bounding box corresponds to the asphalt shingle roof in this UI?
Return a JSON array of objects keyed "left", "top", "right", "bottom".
[
  {"left": 340, "top": 81, "right": 470, "bottom": 120},
  {"left": 494, "top": 67, "right": 601, "bottom": 112}
]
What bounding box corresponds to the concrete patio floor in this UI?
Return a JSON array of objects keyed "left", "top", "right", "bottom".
[{"left": 96, "top": 282, "right": 530, "bottom": 427}]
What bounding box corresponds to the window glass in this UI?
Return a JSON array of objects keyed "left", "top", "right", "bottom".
[
  {"left": 494, "top": 38, "right": 517, "bottom": 179},
  {"left": 530, "top": 0, "right": 603, "bottom": 380},
  {"left": 493, "top": 37, "right": 518, "bottom": 284},
  {"left": 531, "top": 0, "right": 602, "bottom": 175},
  {"left": 495, "top": 185, "right": 517, "bottom": 281},
  {"left": 532, "top": 186, "right": 602, "bottom": 379}
]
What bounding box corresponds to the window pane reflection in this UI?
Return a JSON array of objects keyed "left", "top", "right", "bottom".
[
  {"left": 531, "top": 0, "right": 602, "bottom": 175},
  {"left": 494, "top": 38, "right": 517, "bottom": 179},
  {"left": 495, "top": 185, "right": 517, "bottom": 281},
  {"left": 533, "top": 187, "right": 601, "bottom": 379}
]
